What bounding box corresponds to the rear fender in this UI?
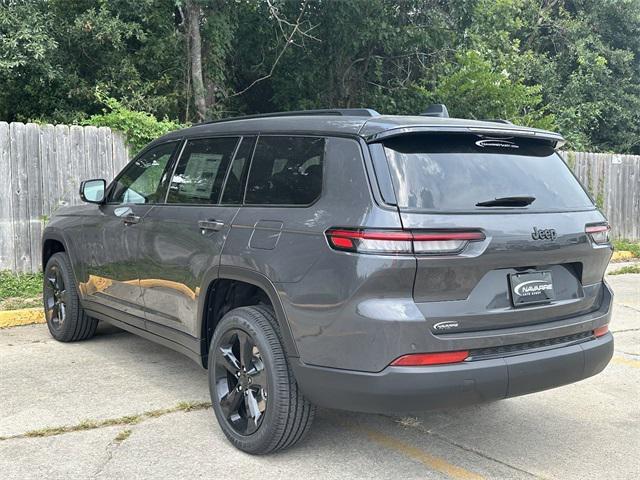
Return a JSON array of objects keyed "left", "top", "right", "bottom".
[{"left": 197, "top": 266, "right": 299, "bottom": 365}]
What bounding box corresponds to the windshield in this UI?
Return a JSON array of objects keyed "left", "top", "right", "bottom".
[{"left": 382, "top": 134, "right": 594, "bottom": 212}]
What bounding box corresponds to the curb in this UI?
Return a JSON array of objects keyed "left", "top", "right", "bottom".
[{"left": 0, "top": 308, "right": 45, "bottom": 329}]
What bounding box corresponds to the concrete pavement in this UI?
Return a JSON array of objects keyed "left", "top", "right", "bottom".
[{"left": 1, "top": 274, "right": 638, "bottom": 479}]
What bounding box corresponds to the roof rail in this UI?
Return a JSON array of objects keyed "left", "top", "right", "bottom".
[
  {"left": 202, "top": 108, "right": 380, "bottom": 125},
  {"left": 485, "top": 119, "right": 514, "bottom": 125}
]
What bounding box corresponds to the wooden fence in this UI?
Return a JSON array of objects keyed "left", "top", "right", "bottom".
[
  {"left": 561, "top": 151, "right": 640, "bottom": 241},
  {"left": 0, "top": 122, "right": 129, "bottom": 273},
  {"left": 0, "top": 122, "right": 638, "bottom": 273}
]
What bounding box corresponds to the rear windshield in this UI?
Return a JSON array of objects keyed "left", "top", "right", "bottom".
[{"left": 381, "top": 134, "right": 594, "bottom": 212}]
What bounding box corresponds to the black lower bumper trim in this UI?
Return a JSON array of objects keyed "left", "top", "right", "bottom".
[{"left": 292, "top": 333, "right": 614, "bottom": 413}]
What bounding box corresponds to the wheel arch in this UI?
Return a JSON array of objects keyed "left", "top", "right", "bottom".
[
  {"left": 42, "top": 231, "right": 68, "bottom": 269},
  {"left": 198, "top": 266, "right": 299, "bottom": 368}
]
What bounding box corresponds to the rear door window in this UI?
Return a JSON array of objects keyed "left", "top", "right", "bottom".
[
  {"left": 167, "top": 137, "right": 239, "bottom": 204},
  {"left": 245, "top": 136, "right": 325, "bottom": 205},
  {"left": 381, "top": 134, "right": 594, "bottom": 212},
  {"left": 221, "top": 136, "right": 256, "bottom": 205}
]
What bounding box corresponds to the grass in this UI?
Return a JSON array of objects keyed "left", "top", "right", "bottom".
[
  {"left": 2, "top": 401, "right": 212, "bottom": 441},
  {"left": 613, "top": 239, "right": 640, "bottom": 258},
  {"left": 609, "top": 265, "right": 640, "bottom": 275},
  {"left": 0, "top": 271, "right": 43, "bottom": 299},
  {"left": 0, "top": 271, "right": 43, "bottom": 310},
  {"left": 114, "top": 429, "right": 132, "bottom": 443}
]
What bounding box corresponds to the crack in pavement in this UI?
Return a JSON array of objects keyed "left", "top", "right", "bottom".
[
  {"left": 0, "top": 401, "right": 211, "bottom": 442},
  {"left": 92, "top": 437, "right": 120, "bottom": 480},
  {"left": 618, "top": 304, "right": 640, "bottom": 314},
  {"left": 92, "top": 428, "right": 134, "bottom": 479},
  {"left": 386, "top": 414, "right": 545, "bottom": 479}
]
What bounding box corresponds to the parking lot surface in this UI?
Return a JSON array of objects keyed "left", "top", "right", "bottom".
[{"left": 1, "top": 274, "right": 638, "bottom": 480}]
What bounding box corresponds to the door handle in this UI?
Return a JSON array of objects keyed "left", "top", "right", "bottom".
[
  {"left": 122, "top": 214, "right": 141, "bottom": 225},
  {"left": 198, "top": 219, "right": 225, "bottom": 232}
]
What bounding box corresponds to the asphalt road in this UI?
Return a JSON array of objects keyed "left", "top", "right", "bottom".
[{"left": 1, "top": 274, "right": 638, "bottom": 480}]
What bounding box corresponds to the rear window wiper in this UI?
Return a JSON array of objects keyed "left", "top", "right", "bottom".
[{"left": 475, "top": 195, "right": 536, "bottom": 207}]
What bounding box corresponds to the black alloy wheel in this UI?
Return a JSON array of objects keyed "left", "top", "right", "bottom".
[
  {"left": 208, "top": 306, "right": 315, "bottom": 454},
  {"left": 44, "top": 264, "right": 67, "bottom": 331},
  {"left": 213, "top": 329, "right": 268, "bottom": 435}
]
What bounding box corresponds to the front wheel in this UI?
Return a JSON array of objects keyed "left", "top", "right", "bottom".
[
  {"left": 208, "top": 305, "right": 315, "bottom": 454},
  {"left": 43, "top": 252, "right": 98, "bottom": 342}
]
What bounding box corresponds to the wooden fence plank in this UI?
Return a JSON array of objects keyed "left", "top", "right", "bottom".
[
  {"left": 0, "top": 122, "right": 15, "bottom": 271},
  {"left": 83, "top": 126, "right": 99, "bottom": 195},
  {"left": 97, "top": 127, "right": 110, "bottom": 185},
  {"left": 69, "top": 125, "right": 84, "bottom": 205},
  {"left": 40, "top": 125, "right": 55, "bottom": 220},
  {"left": 26, "top": 123, "right": 43, "bottom": 271},
  {"left": 9, "top": 122, "right": 30, "bottom": 273},
  {"left": 54, "top": 124, "right": 71, "bottom": 208}
]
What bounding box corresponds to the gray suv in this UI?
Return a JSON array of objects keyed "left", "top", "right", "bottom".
[{"left": 41, "top": 108, "right": 614, "bottom": 454}]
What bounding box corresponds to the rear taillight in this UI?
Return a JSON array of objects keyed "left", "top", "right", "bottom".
[
  {"left": 593, "top": 325, "right": 609, "bottom": 338},
  {"left": 391, "top": 350, "right": 469, "bottom": 366},
  {"left": 586, "top": 224, "right": 610, "bottom": 245},
  {"left": 325, "top": 228, "right": 485, "bottom": 255}
]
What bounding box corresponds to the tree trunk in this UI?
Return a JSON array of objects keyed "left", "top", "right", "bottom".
[{"left": 186, "top": 0, "right": 207, "bottom": 122}]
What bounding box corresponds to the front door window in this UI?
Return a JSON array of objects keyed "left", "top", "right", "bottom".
[{"left": 109, "top": 142, "right": 178, "bottom": 204}]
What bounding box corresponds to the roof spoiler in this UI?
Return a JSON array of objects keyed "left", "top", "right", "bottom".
[{"left": 366, "top": 125, "right": 566, "bottom": 149}]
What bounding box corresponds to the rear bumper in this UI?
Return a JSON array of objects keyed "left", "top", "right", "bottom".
[{"left": 292, "top": 332, "right": 613, "bottom": 413}]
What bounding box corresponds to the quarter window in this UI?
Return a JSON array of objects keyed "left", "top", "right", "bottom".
[
  {"left": 245, "top": 136, "right": 325, "bottom": 205},
  {"left": 109, "top": 142, "right": 177, "bottom": 204},
  {"left": 167, "top": 137, "right": 239, "bottom": 204}
]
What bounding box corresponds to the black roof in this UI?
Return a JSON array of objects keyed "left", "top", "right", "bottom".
[{"left": 152, "top": 113, "right": 564, "bottom": 148}]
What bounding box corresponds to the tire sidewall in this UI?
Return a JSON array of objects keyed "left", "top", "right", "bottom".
[
  {"left": 43, "top": 252, "right": 81, "bottom": 341},
  {"left": 208, "top": 308, "right": 289, "bottom": 454}
]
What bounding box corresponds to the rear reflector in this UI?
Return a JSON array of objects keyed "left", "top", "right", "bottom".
[
  {"left": 593, "top": 325, "right": 609, "bottom": 338},
  {"left": 391, "top": 350, "right": 469, "bottom": 366},
  {"left": 326, "top": 228, "right": 484, "bottom": 255},
  {"left": 586, "top": 224, "right": 610, "bottom": 245}
]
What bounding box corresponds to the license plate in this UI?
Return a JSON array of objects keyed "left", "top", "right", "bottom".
[{"left": 509, "top": 271, "right": 555, "bottom": 307}]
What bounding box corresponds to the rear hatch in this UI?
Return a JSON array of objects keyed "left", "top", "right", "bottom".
[{"left": 375, "top": 132, "right": 612, "bottom": 334}]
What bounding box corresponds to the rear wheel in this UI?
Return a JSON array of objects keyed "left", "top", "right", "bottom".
[
  {"left": 208, "top": 305, "right": 315, "bottom": 454},
  {"left": 43, "top": 252, "right": 98, "bottom": 342}
]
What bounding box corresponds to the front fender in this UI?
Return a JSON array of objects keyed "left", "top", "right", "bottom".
[{"left": 42, "top": 222, "right": 85, "bottom": 298}]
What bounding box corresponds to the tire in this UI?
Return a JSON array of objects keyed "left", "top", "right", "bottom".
[
  {"left": 208, "top": 305, "right": 315, "bottom": 454},
  {"left": 43, "top": 252, "right": 98, "bottom": 342}
]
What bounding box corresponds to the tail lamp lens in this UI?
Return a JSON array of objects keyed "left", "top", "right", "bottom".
[
  {"left": 586, "top": 224, "right": 610, "bottom": 244},
  {"left": 391, "top": 350, "right": 469, "bottom": 366},
  {"left": 593, "top": 325, "right": 609, "bottom": 338},
  {"left": 326, "top": 229, "right": 484, "bottom": 255}
]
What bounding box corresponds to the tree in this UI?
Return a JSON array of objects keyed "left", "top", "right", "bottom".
[
  {"left": 0, "top": 0, "right": 638, "bottom": 153},
  {"left": 184, "top": 0, "right": 207, "bottom": 121}
]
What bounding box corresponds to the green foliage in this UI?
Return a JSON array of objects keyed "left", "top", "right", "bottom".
[
  {"left": 0, "top": 0, "right": 187, "bottom": 123},
  {"left": 1, "top": 0, "right": 639, "bottom": 153},
  {"left": 0, "top": 271, "right": 43, "bottom": 300},
  {"left": 613, "top": 240, "right": 640, "bottom": 258},
  {"left": 85, "top": 92, "right": 185, "bottom": 154},
  {"left": 422, "top": 50, "right": 555, "bottom": 129},
  {"left": 609, "top": 265, "right": 640, "bottom": 275}
]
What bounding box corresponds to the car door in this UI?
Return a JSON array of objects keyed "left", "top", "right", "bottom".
[
  {"left": 79, "top": 141, "right": 179, "bottom": 326},
  {"left": 135, "top": 136, "right": 254, "bottom": 337}
]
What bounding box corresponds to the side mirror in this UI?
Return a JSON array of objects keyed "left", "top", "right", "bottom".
[{"left": 80, "top": 179, "right": 106, "bottom": 204}]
